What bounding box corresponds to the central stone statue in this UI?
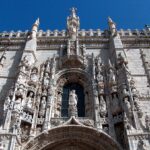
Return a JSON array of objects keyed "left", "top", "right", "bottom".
[{"left": 68, "top": 90, "right": 78, "bottom": 117}]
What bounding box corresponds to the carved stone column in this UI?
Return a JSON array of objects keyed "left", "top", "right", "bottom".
[
  {"left": 43, "top": 57, "right": 56, "bottom": 130},
  {"left": 92, "top": 55, "right": 101, "bottom": 129},
  {"left": 42, "top": 85, "right": 54, "bottom": 131},
  {"left": 29, "top": 89, "right": 41, "bottom": 137}
]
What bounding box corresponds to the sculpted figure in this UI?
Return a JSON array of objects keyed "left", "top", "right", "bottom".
[
  {"left": 18, "top": 74, "right": 26, "bottom": 84},
  {"left": 97, "top": 72, "right": 104, "bottom": 82},
  {"left": 97, "top": 61, "right": 103, "bottom": 72},
  {"left": 117, "top": 52, "right": 126, "bottom": 65},
  {"left": 30, "top": 68, "right": 38, "bottom": 83},
  {"left": 68, "top": 90, "right": 78, "bottom": 116},
  {"left": 99, "top": 95, "right": 107, "bottom": 117},
  {"left": 27, "top": 92, "right": 34, "bottom": 109},
  {"left": 69, "top": 90, "right": 78, "bottom": 107},
  {"left": 40, "top": 97, "right": 47, "bottom": 110},
  {"left": 4, "top": 96, "right": 11, "bottom": 110},
  {"left": 30, "top": 73, "right": 38, "bottom": 82},
  {"left": 43, "top": 73, "right": 50, "bottom": 87},
  {"left": 108, "top": 69, "right": 116, "bottom": 83},
  {"left": 22, "top": 98, "right": 27, "bottom": 107},
  {"left": 39, "top": 96, "right": 47, "bottom": 117},
  {"left": 14, "top": 98, "right": 22, "bottom": 112},
  {"left": 124, "top": 97, "right": 131, "bottom": 111},
  {"left": 15, "top": 85, "right": 24, "bottom": 99},
  {"left": 20, "top": 56, "right": 29, "bottom": 72},
  {"left": 134, "top": 96, "right": 143, "bottom": 118}
]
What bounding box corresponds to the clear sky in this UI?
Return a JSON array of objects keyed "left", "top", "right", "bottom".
[{"left": 0, "top": 0, "right": 150, "bottom": 32}]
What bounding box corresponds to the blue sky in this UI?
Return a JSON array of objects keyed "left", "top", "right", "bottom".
[{"left": 0, "top": 0, "right": 150, "bottom": 32}]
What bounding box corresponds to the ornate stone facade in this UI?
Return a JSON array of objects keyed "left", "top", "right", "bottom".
[{"left": 0, "top": 8, "right": 150, "bottom": 150}]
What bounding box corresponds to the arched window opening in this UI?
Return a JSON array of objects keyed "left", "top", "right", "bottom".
[{"left": 61, "top": 83, "right": 85, "bottom": 117}]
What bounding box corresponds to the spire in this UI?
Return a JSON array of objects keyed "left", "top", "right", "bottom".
[
  {"left": 32, "top": 18, "right": 40, "bottom": 31},
  {"left": 70, "top": 7, "right": 77, "bottom": 18},
  {"left": 108, "top": 17, "right": 113, "bottom": 24},
  {"left": 108, "top": 17, "right": 117, "bottom": 36},
  {"left": 31, "top": 18, "right": 40, "bottom": 39},
  {"left": 67, "top": 7, "right": 80, "bottom": 41}
]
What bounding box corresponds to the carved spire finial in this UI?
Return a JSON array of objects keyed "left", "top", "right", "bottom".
[
  {"left": 108, "top": 17, "right": 117, "bottom": 36},
  {"left": 67, "top": 7, "right": 80, "bottom": 40},
  {"left": 32, "top": 18, "right": 40, "bottom": 30},
  {"left": 70, "top": 7, "right": 77, "bottom": 18},
  {"left": 31, "top": 18, "right": 40, "bottom": 39}
]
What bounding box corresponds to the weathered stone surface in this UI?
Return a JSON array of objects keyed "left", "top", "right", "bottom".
[{"left": 0, "top": 8, "right": 150, "bottom": 150}]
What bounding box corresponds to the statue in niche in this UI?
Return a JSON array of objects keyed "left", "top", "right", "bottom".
[
  {"left": 4, "top": 96, "right": 11, "bottom": 110},
  {"left": 97, "top": 72, "right": 104, "bottom": 82},
  {"left": 96, "top": 56, "right": 101, "bottom": 65},
  {"left": 132, "top": 87, "right": 138, "bottom": 96},
  {"left": 30, "top": 68, "right": 38, "bottom": 83},
  {"left": 14, "top": 97, "right": 22, "bottom": 112},
  {"left": 27, "top": 91, "right": 34, "bottom": 109},
  {"left": 117, "top": 52, "right": 126, "bottom": 65},
  {"left": 97, "top": 62, "right": 103, "bottom": 72},
  {"left": 68, "top": 90, "right": 78, "bottom": 117},
  {"left": 124, "top": 112, "right": 131, "bottom": 130},
  {"left": 122, "top": 86, "right": 129, "bottom": 97},
  {"left": 108, "top": 68, "right": 116, "bottom": 83},
  {"left": 134, "top": 96, "right": 143, "bottom": 118},
  {"left": 27, "top": 114, "right": 32, "bottom": 122},
  {"left": 43, "top": 72, "right": 50, "bottom": 87},
  {"left": 42, "top": 86, "right": 48, "bottom": 96},
  {"left": 137, "top": 139, "right": 148, "bottom": 150},
  {"left": 134, "top": 97, "right": 140, "bottom": 110},
  {"left": 99, "top": 95, "right": 107, "bottom": 117},
  {"left": 20, "top": 56, "right": 30, "bottom": 72},
  {"left": 124, "top": 97, "right": 131, "bottom": 112},
  {"left": 39, "top": 96, "right": 47, "bottom": 117},
  {"left": 15, "top": 84, "right": 24, "bottom": 98},
  {"left": 18, "top": 74, "right": 26, "bottom": 84},
  {"left": 22, "top": 98, "right": 27, "bottom": 108}
]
